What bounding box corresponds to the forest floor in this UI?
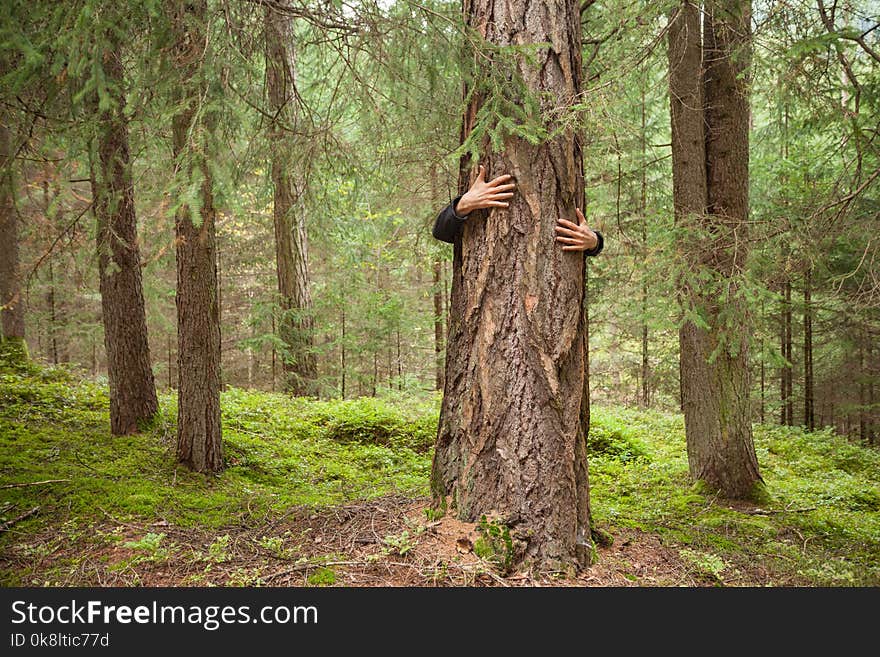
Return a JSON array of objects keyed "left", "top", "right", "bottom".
[{"left": 2, "top": 361, "right": 879, "bottom": 587}]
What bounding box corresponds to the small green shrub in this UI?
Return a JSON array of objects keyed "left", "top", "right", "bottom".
[
  {"left": 319, "top": 398, "right": 436, "bottom": 452},
  {"left": 475, "top": 516, "right": 515, "bottom": 574},
  {"left": 587, "top": 415, "right": 650, "bottom": 463},
  {"left": 307, "top": 567, "right": 336, "bottom": 586}
]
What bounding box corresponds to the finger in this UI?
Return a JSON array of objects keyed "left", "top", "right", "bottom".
[
  {"left": 488, "top": 192, "right": 515, "bottom": 200},
  {"left": 477, "top": 165, "right": 486, "bottom": 181},
  {"left": 490, "top": 182, "right": 517, "bottom": 192},
  {"left": 488, "top": 174, "right": 513, "bottom": 186},
  {"left": 557, "top": 219, "right": 579, "bottom": 230},
  {"left": 561, "top": 245, "right": 581, "bottom": 251},
  {"left": 487, "top": 201, "right": 509, "bottom": 208},
  {"left": 575, "top": 207, "right": 587, "bottom": 225},
  {"left": 555, "top": 230, "right": 580, "bottom": 239},
  {"left": 556, "top": 236, "right": 581, "bottom": 244}
]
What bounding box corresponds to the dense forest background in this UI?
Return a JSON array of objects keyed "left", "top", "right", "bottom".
[{"left": 3, "top": 0, "right": 876, "bottom": 441}]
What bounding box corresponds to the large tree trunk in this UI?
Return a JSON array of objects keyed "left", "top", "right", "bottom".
[
  {"left": 0, "top": 110, "right": 26, "bottom": 361},
  {"left": 669, "top": 0, "right": 761, "bottom": 498},
  {"left": 171, "top": 0, "right": 222, "bottom": 472},
  {"left": 92, "top": 40, "right": 158, "bottom": 435},
  {"left": 432, "top": 0, "right": 591, "bottom": 572},
  {"left": 265, "top": 4, "right": 317, "bottom": 396}
]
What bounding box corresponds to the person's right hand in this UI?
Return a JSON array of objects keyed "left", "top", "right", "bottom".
[{"left": 454, "top": 165, "right": 516, "bottom": 216}]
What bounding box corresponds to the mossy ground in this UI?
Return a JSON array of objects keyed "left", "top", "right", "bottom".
[{"left": 1, "top": 364, "right": 877, "bottom": 586}]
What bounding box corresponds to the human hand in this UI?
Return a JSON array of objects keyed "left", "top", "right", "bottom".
[
  {"left": 555, "top": 208, "right": 598, "bottom": 251},
  {"left": 454, "top": 165, "right": 516, "bottom": 216}
]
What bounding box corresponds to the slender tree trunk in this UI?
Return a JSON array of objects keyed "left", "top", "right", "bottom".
[
  {"left": 759, "top": 299, "right": 765, "bottom": 423},
  {"left": 640, "top": 75, "right": 650, "bottom": 409},
  {"left": 47, "top": 259, "right": 58, "bottom": 364},
  {"left": 340, "top": 307, "right": 346, "bottom": 398},
  {"left": 91, "top": 40, "right": 158, "bottom": 435},
  {"left": 859, "top": 328, "right": 866, "bottom": 441},
  {"left": 781, "top": 274, "right": 793, "bottom": 425},
  {"left": 803, "top": 265, "right": 814, "bottom": 430},
  {"left": 396, "top": 327, "right": 402, "bottom": 390},
  {"left": 0, "top": 111, "right": 27, "bottom": 360},
  {"left": 669, "top": 0, "right": 761, "bottom": 498},
  {"left": 171, "top": 0, "right": 222, "bottom": 472},
  {"left": 265, "top": 4, "right": 317, "bottom": 396},
  {"left": 271, "top": 313, "right": 276, "bottom": 392},
  {"left": 868, "top": 330, "right": 876, "bottom": 444},
  {"left": 432, "top": 0, "right": 591, "bottom": 572}
]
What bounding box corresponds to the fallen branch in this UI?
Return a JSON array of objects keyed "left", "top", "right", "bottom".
[
  {"left": 0, "top": 478, "right": 70, "bottom": 489},
  {"left": 0, "top": 506, "right": 40, "bottom": 533},
  {"left": 739, "top": 507, "right": 817, "bottom": 515}
]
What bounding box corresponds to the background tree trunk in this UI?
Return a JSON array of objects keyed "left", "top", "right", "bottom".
[
  {"left": 0, "top": 109, "right": 26, "bottom": 361},
  {"left": 669, "top": 0, "right": 761, "bottom": 498},
  {"left": 171, "top": 0, "right": 222, "bottom": 472},
  {"left": 92, "top": 40, "right": 158, "bottom": 435},
  {"left": 265, "top": 4, "right": 317, "bottom": 396},
  {"left": 781, "top": 273, "right": 793, "bottom": 425},
  {"left": 432, "top": 0, "right": 591, "bottom": 572},
  {"left": 803, "top": 265, "right": 814, "bottom": 430}
]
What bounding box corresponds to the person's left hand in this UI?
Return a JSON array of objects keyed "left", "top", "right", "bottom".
[{"left": 555, "top": 208, "right": 598, "bottom": 251}]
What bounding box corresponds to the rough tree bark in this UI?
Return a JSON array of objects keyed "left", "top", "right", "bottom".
[
  {"left": 0, "top": 107, "right": 26, "bottom": 361},
  {"left": 432, "top": 0, "right": 592, "bottom": 572},
  {"left": 92, "top": 40, "right": 158, "bottom": 434},
  {"left": 669, "top": 0, "right": 761, "bottom": 498},
  {"left": 265, "top": 4, "right": 317, "bottom": 396},
  {"left": 171, "top": 0, "right": 222, "bottom": 472}
]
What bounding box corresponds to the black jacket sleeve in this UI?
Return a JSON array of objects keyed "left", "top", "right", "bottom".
[
  {"left": 431, "top": 195, "right": 605, "bottom": 257},
  {"left": 584, "top": 230, "right": 604, "bottom": 257},
  {"left": 432, "top": 194, "right": 468, "bottom": 244}
]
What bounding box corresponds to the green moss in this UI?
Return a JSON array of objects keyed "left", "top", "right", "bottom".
[
  {"left": 3, "top": 363, "right": 879, "bottom": 587},
  {"left": 307, "top": 567, "right": 336, "bottom": 586},
  {"left": 0, "top": 368, "right": 433, "bottom": 551},
  {"left": 587, "top": 413, "right": 651, "bottom": 463},
  {"left": 589, "top": 406, "right": 880, "bottom": 586}
]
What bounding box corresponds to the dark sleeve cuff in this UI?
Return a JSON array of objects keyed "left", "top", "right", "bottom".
[
  {"left": 583, "top": 230, "right": 604, "bottom": 257},
  {"left": 431, "top": 194, "right": 468, "bottom": 244},
  {"left": 451, "top": 195, "right": 469, "bottom": 220}
]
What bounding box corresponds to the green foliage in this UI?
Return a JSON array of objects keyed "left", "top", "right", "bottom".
[
  {"left": 317, "top": 397, "right": 437, "bottom": 452},
  {"left": 382, "top": 530, "right": 418, "bottom": 557},
  {"left": 589, "top": 406, "right": 880, "bottom": 586},
  {"left": 587, "top": 412, "right": 651, "bottom": 463},
  {"left": 424, "top": 497, "right": 447, "bottom": 522},
  {"left": 307, "top": 567, "right": 336, "bottom": 586},
  {"left": 3, "top": 366, "right": 880, "bottom": 586},
  {"left": 0, "top": 368, "right": 433, "bottom": 546},
  {"left": 679, "top": 548, "right": 727, "bottom": 584},
  {"left": 474, "top": 515, "right": 515, "bottom": 574}
]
